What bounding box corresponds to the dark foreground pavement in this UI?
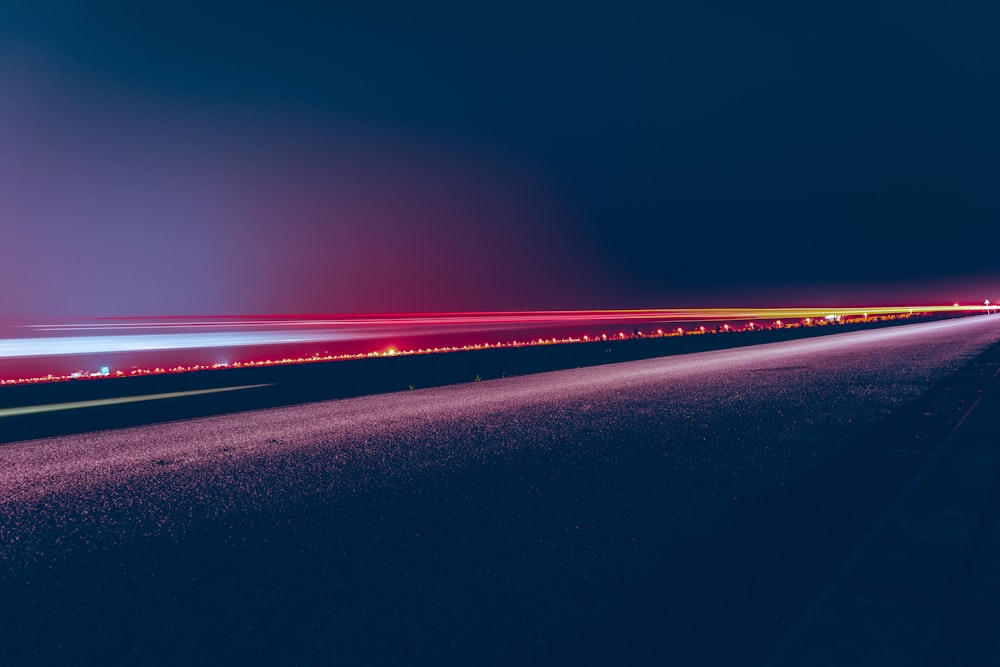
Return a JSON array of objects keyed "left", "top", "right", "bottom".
[
  {"left": 767, "top": 333, "right": 1000, "bottom": 666},
  {"left": 2, "top": 315, "right": 1000, "bottom": 665}
]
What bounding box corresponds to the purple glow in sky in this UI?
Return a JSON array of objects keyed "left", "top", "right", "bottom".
[
  {"left": 0, "top": 53, "right": 602, "bottom": 321},
  {"left": 2, "top": 2, "right": 999, "bottom": 324}
]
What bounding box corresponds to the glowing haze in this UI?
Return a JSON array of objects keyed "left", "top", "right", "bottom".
[
  {"left": 0, "top": 57, "right": 595, "bottom": 321},
  {"left": 1, "top": 3, "right": 998, "bottom": 324}
]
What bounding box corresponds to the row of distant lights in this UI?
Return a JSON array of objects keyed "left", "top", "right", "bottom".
[{"left": 0, "top": 310, "right": 938, "bottom": 386}]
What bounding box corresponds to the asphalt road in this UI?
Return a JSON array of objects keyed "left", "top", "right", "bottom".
[{"left": 2, "top": 315, "right": 1000, "bottom": 665}]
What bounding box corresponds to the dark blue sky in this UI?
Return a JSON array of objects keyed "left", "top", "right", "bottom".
[{"left": 2, "top": 1, "right": 998, "bottom": 318}]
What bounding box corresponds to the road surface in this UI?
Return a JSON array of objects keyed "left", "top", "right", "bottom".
[{"left": 2, "top": 315, "right": 999, "bottom": 665}]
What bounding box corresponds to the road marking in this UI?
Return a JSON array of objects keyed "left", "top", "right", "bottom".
[{"left": 0, "top": 384, "right": 274, "bottom": 418}]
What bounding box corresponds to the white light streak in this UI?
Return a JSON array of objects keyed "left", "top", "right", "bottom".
[{"left": 0, "top": 331, "right": 353, "bottom": 358}]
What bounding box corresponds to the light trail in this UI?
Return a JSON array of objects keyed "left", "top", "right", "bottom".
[
  {"left": 0, "top": 384, "right": 274, "bottom": 418},
  {"left": 0, "top": 331, "right": 359, "bottom": 359},
  {"left": 0, "top": 305, "right": 992, "bottom": 385},
  {"left": 13, "top": 304, "right": 987, "bottom": 339}
]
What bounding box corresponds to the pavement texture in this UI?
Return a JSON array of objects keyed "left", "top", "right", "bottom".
[
  {"left": 767, "top": 335, "right": 1000, "bottom": 666},
  {"left": 2, "top": 315, "right": 1000, "bottom": 665}
]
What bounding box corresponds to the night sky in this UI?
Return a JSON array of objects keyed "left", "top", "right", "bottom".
[{"left": 2, "top": 1, "right": 998, "bottom": 321}]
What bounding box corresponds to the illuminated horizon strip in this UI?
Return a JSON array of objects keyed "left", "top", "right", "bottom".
[
  {"left": 21, "top": 304, "right": 989, "bottom": 332},
  {"left": 0, "top": 384, "right": 274, "bottom": 418},
  {"left": 2, "top": 306, "right": 991, "bottom": 359}
]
